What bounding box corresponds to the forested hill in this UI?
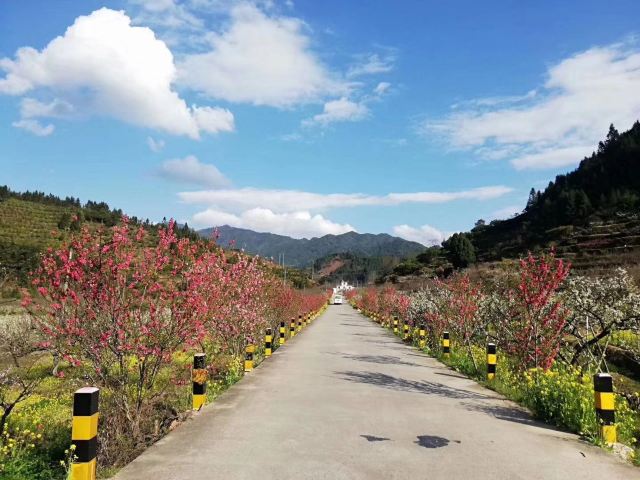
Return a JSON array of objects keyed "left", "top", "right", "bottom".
[
  {"left": 468, "top": 122, "right": 640, "bottom": 262},
  {"left": 390, "top": 122, "right": 640, "bottom": 280},
  {"left": 198, "top": 226, "right": 425, "bottom": 267}
]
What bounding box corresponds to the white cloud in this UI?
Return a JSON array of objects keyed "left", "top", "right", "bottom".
[
  {"left": 511, "top": 144, "right": 594, "bottom": 170},
  {"left": 159, "top": 155, "right": 231, "bottom": 188},
  {"left": 178, "top": 3, "right": 345, "bottom": 107},
  {"left": 0, "top": 8, "right": 233, "bottom": 138},
  {"left": 19, "top": 98, "right": 74, "bottom": 118},
  {"left": 192, "top": 207, "right": 354, "bottom": 238},
  {"left": 191, "top": 105, "right": 235, "bottom": 134},
  {"left": 490, "top": 205, "right": 522, "bottom": 220},
  {"left": 392, "top": 224, "right": 448, "bottom": 247},
  {"left": 280, "top": 132, "right": 302, "bottom": 142},
  {"left": 374, "top": 81, "right": 391, "bottom": 96},
  {"left": 130, "top": 0, "right": 203, "bottom": 31},
  {"left": 147, "top": 136, "right": 165, "bottom": 152},
  {"left": 12, "top": 119, "right": 54, "bottom": 136},
  {"left": 423, "top": 42, "right": 640, "bottom": 170},
  {"left": 303, "top": 97, "right": 369, "bottom": 127},
  {"left": 347, "top": 53, "right": 395, "bottom": 78},
  {"left": 178, "top": 185, "right": 513, "bottom": 213}
]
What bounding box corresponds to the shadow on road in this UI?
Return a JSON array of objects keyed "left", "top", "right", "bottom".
[
  {"left": 460, "top": 401, "right": 561, "bottom": 432},
  {"left": 361, "top": 339, "right": 404, "bottom": 346},
  {"left": 414, "top": 435, "right": 460, "bottom": 448},
  {"left": 433, "top": 371, "right": 469, "bottom": 380},
  {"left": 334, "top": 370, "right": 491, "bottom": 400},
  {"left": 360, "top": 434, "right": 391, "bottom": 442},
  {"left": 340, "top": 353, "right": 423, "bottom": 367}
]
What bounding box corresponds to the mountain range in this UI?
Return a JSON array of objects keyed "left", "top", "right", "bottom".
[{"left": 197, "top": 226, "right": 425, "bottom": 267}]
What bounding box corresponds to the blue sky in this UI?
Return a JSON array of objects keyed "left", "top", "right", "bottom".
[{"left": 2, "top": 1, "right": 640, "bottom": 245}]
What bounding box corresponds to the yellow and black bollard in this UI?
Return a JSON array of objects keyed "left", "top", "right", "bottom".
[
  {"left": 594, "top": 373, "right": 616, "bottom": 444},
  {"left": 279, "top": 321, "right": 286, "bottom": 345},
  {"left": 442, "top": 331, "right": 450, "bottom": 358},
  {"left": 419, "top": 324, "right": 426, "bottom": 349},
  {"left": 403, "top": 323, "right": 409, "bottom": 341},
  {"left": 393, "top": 317, "right": 399, "bottom": 335},
  {"left": 297, "top": 315, "right": 303, "bottom": 332},
  {"left": 192, "top": 353, "right": 207, "bottom": 410},
  {"left": 487, "top": 343, "right": 497, "bottom": 380},
  {"left": 244, "top": 344, "right": 255, "bottom": 372},
  {"left": 71, "top": 387, "right": 99, "bottom": 480},
  {"left": 265, "top": 328, "right": 273, "bottom": 357},
  {"left": 290, "top": 317, "right": 296, "bottom": 338}
]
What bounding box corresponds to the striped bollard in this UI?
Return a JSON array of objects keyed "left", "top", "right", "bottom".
[
  {"left": 442, "top": 331, "right": 450, "bottom": 358},
  {"left": 244, "top": 344, "right": 255, "bottom": 372},
  {"left": 403, "top": 323, "right": 409, "bottom": 341},
  {"left": 265, "top": 328, "right": 273, "bottom": 357},
  {"left": 594, "top": 373, "right": 616, "bottom": 444},
  {"left": 279, "top": 321, "right": 286, "bottom": 345},
  {"left": 393, "top": 318, "right": 399, "bottom": 335},
  {"left": 419, "top": 324, "right": 426, "bottom": 349},
  {"left": 192, "top": 353, "right": 207, "bottom": 410},
  {"left": 290, "top": 318, "right": 296, "bottom": 338},
  {"left": 71, "top": 387, "right": 99, "bottom": 480},
  {"left": 297, "top": 315, "right": 302, "bottom": 332},
  {"left": 487, "top": 343, "right": 497, "bottom": 380}
]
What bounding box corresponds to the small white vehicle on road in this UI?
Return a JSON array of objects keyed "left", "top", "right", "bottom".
[{"left": 333, "top": 295, "right": 343, "bottom": 305}]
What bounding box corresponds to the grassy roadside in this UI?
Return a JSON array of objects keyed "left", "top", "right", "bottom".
[{"left": 0, "top": 306, "right": 327, "bottom": 479}]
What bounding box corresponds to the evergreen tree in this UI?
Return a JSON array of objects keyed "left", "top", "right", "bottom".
[
  {"left": 525, "top": 188, "right": 537, "bottom": 211},
  {"left": 443, "top": 233, "right": 476, "bottom": 268}
]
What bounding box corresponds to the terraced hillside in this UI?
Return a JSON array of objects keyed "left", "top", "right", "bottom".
[
  {"left": 0, "top": 198, "right": 75, "bottom": 285},
  {"left": 0, "top": 198, "right": 73, "bottom": 248},
  {"left": 555, "top": 215, "right": 640, "bottom": 274}
]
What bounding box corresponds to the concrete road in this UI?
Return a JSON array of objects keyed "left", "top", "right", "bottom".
[{"left": 115, "top": 305, "right": 637, "bottom": 480}]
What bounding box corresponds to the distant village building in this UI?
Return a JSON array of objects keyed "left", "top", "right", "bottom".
[{"left": 333, "top": 280, "right": 354, "bottom": 294}]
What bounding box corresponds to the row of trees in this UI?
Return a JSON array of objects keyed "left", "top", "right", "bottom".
[
  {"left": 3, "top": 219, "right": 328, "bottom": 468},
  {"left": 353, "top": 251, "right": 640, "bottom": 373}
]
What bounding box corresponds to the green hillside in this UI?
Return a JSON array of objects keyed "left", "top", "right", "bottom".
[
  {"left": 390, "top": 122, "right": 640, "bottom": 280},
  {"left": 312, "top": 252, "right": 402, "bottom": 285},
  {"left": 0, "top": 186, "right": 198, "bottom": 289},
  {"left": 468, "top": 122, "right": 640, "bottom": 271}
]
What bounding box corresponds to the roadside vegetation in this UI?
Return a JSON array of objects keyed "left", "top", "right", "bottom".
[
  {"left": 350, "top": 250, "right": 640, "bottom": 461},
  {"left": 0, "top": 219, "right": 328, "bottom": 478}
]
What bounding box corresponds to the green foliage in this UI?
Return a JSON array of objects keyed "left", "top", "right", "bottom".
[
  {"left": 1, "top": 396, "right": 70, "bottom": 480},
  {"left": 439, "top": 346, "right": 639, "bottom": 446},
  {"left": 393, "top": 260, "right": 422, "bottom": 276},
  {"left": 443, "top": 233, "right": 476, "bottom": 268},
  {"left": 314, "top": 252, "right": 401, "bottom": 285},
  {"left": 416, "top": 246, "right": 442, "bottom": 265}
]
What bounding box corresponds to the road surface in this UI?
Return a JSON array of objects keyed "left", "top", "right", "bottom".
[{"left": 115, "top": 304, "right": 637, "bottom": 480}]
